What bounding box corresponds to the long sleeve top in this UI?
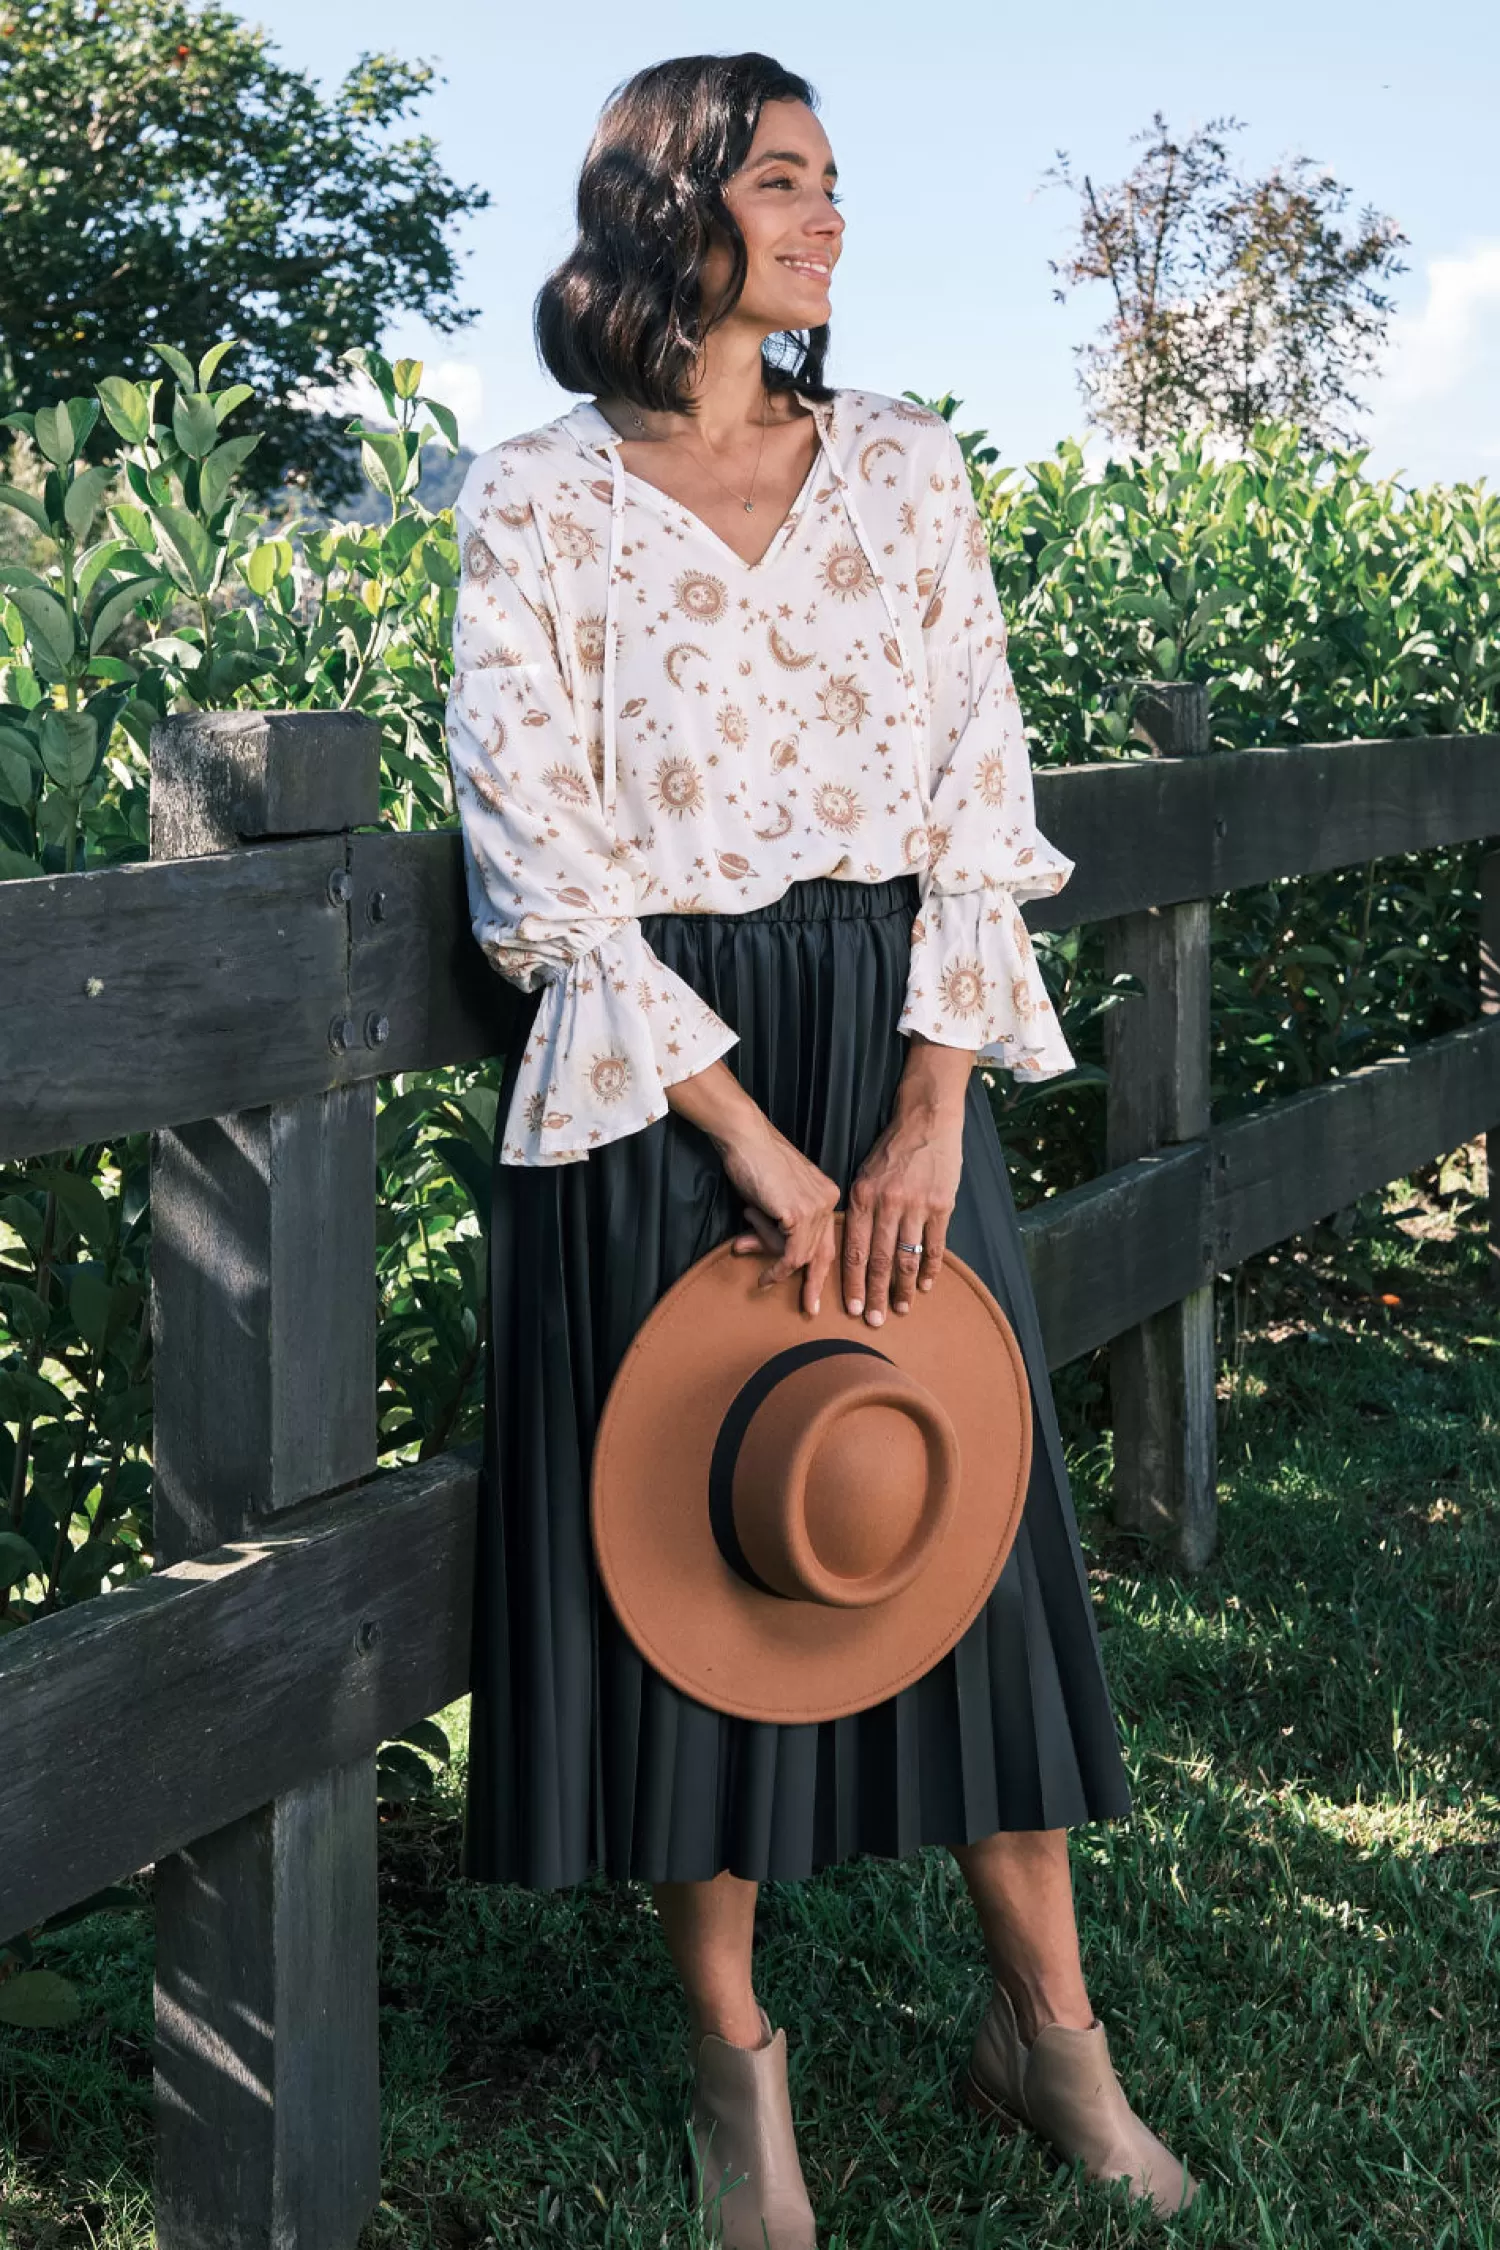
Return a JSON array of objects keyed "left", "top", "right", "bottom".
[{"left": 445, "top": 387, "right": 1077, "bottom": 1165}]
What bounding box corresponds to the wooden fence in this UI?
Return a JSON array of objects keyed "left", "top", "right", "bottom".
[{"left": 3, "top": 690, "right": 1500, "bottom": 2246}]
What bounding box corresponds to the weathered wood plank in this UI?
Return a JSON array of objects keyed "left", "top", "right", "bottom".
[
  {"left": 0, "top": 843, "right": 347, "bottom": 1161},
  {"left": 1482, "top": 850, "right": 1500, "bottom": 1298},
  {"left": 1214, "top": 1013, "right": 1500, "bottom": 1270},
  {"left": 6, "top": 734, "right": 1500, "bottom": 1157},
  {"left": 150, "top": 710, "right": 381, "bottom": 2250},
  {"left": 155, "top": 1759, "right": 379, "bottom": 2250},
  {"left": 150, "top": 712, "right": 381, "bottom": 861},
  {"left": 1099, "top": 684, "right": 1218, "bottom": 1569},
  {"left": 346, "top": 827, "right": 517, "bottom": 1077},
  {"left": 0, "top": 1454, "right": 476, "bottom": 1971},
  {"left": 1028, "top": 734, "right": 1500, "bottom": 931},
  {"left": 151, "top": 1088, "right": 377, "bottom": 1543},
  {"left": 1019, "top": 1144, "right": 1210, "bottom": 1372}
]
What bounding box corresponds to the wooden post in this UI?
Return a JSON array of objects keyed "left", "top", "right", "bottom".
[
  {"left": 148, "top": 714, "right": 384, "bottom": 2250},
  {"left": 1483, "top": 849, "right": 1500, "bottom": 1298},
  {"left": 1104, "top": 684, "right": 1218, "bottom": 1570}
]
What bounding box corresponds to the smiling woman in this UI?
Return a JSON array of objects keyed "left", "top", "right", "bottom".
[{"left": 446, "top": 49, "right": 1199, "bottom": 2246}]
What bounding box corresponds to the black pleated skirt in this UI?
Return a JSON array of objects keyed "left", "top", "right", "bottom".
[{"left": 461, "top": 872, "right": 1132, "bottom": 1889}]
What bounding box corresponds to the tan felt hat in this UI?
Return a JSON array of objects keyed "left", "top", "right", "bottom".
[{"left": 590, "top": 1215, "right": 1033, "bottom": 1724}]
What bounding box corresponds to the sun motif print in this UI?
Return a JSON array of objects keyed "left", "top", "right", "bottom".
[{"left": 446, "top": 388, "right": 1076, "bottom": 1165}]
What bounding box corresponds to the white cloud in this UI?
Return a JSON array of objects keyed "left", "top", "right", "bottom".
[{"left": 1367, "top": 243, "right": 1500, "bottom": 482}]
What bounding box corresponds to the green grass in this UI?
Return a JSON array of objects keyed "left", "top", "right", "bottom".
[{"left": 3, "top": 1160, "right": 1498, "bottom": 2248}]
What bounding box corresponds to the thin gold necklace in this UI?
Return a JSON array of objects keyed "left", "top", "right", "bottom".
[{"left": 625, "top": 391, "right": 771, "bottom": 513}]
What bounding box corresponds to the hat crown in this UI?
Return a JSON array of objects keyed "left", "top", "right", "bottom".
[{"left": 730, "top": 1352, "right": 959, "bottom": 1609}]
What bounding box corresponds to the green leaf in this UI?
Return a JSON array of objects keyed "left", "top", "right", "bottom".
[
  {"left": 0, "top": 564, "right": 52, "bottom": 597},
  {"left": 392, "top": 357, "right": 423, "bottom": 401},
  {"left": 198, "top": 432, "right": 262, "bottom": 521},
  {"left": 89, "top": 573, "right": 165, "bottom": 654},
  {"left": 356, "top": 428, "right": 414, "bottom": 504},
  {"left": 150, "top": 505, "right": 218, "bottom": 597},
  {"left": 342, "top": 345, "right": 398, "bottom": 415},
  {"left": 64, "top": 464, "right": 114, "bottom": 540},
  {"left": 0, "top": 845, "right": 42, "bottom": 882},
  {"left": 421, "top": 396, "right": 460, "bottom": 452},
  {"left": 2, "top": 410, "right": 36, "bottom": 439},
  {"left": 0, "top": 483, "right": 52, "bottom": 534},
  {"left": 243, "top": 543, "right": 279, "bottom": 597},
  {"left": 27, "top": 1165, "right": 113, "bottom": 1246},
  {"left": 197, "top": 337, "right": 240, "bottom": 390},
  {"left": 67, "top": 397, "right": 101, "bottom": 451},
  {"left": 0, "top": 1531, "right": 45, "bottom": 1591},
  {"left": 10, "top": 586, "right": 76, "bottom": 672},
  {"left": 39, "top": 708, "right": 98, "bottom": 788},
  {"left": 381, "top": 514, "right": 426, "bottom": 576},
  {"left": 149, "top": 341, "right": 197, "bottom": 392},
  {"left": 32, "top": 403, "right": 75, "bottom": 467},
  {"left": 96, "top": 377, "right": 152, "bottom": 447},
  {"left": 0, "top": 1971, "right": 81, "bottom": 2029},
  {"left": 375, "top": 1744, "right": 437, "bottom": 1803},
  {"left": 0, "top": 736, "right": 36, "bottom": 807},
  {"left": 171, "top": 390, "right": 220, "bottom": 461},
  {"left": 110, "top": 501, "right": 156, "bottom": 552},
  {"left": 212, "top": 383, "right": 254, "bottom": 426},
  {"left": 393, "top": 1718, "right": 450, "bottom": 1764},
  {"left": 69, "top": 1269, "right": 118, "bottom": 1347}
]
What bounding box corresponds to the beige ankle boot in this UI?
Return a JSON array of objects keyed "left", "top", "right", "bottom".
[
  {"left": 688, "top": 2004, "right": 816, "bottom": 2248},
  {"left": 964, "top": 1982, "right": 1199, "bottom": 2217}
]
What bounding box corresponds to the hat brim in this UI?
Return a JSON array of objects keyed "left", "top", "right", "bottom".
[{"left": 590, "top": 1220, "right": 1033, "bottom": 1724}]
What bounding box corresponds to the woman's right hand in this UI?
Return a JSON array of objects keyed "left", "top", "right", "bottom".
[
  {"left": 664, "top": 1055, "right": 839, "bottom": 1315},
  {"left": 715, "top": 1113, "right": 841, "bottom": 1317}
]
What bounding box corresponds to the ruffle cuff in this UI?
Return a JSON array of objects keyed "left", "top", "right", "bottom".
[
  {"left": 498, "top": 924, "right": 739, "bottom": 1165},
  {"left": 897, "top": 887, "right": 1076, "bottom": 1081}
]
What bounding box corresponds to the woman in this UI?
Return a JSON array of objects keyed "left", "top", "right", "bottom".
[{"left": 445, "top": 51, "right": 1199, "bottom": 2242}]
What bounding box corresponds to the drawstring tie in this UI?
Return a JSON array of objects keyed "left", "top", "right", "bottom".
[{"left": 585, "top": 395, "right": 928, "bottom": 825}]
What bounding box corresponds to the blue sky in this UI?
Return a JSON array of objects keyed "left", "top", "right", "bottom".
[{"left": 246, "top": 0, "right": 1500, "bottom": 484}]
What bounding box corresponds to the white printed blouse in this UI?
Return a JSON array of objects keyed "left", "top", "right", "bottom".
[{"left": 445, "top": 386, "right": 1077, "bottom": 1166}]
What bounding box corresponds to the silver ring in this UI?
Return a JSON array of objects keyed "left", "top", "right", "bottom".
[{"left": 897, "top": 1239, "right": 923, "bottom": 1256}]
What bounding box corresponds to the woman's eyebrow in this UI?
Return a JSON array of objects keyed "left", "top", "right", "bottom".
[{"left": 750, "top": 149, "right": 839, "bottom": 180}]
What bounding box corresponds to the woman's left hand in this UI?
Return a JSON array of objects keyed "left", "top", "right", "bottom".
[{"left": 731, "top": 1036, "right": 975, "bottom": 1322}]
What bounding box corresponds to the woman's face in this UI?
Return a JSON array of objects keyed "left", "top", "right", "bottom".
[{"left": 702, "top": 98, "right": 844, "bottom": 336}]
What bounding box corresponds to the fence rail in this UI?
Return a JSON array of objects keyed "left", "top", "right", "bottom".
[
  {"left": 4, "top": 730, "right": 1497, "bottom": 1164},
  {"left": 3, "top": 699, "right": 1498, "bottom": 2247}
]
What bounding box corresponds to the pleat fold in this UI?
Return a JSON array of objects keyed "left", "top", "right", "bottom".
[{"left": 462, "top": 874, "right": 1131, "bottom": 1890}]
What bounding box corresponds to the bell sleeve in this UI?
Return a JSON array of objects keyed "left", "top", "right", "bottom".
[
  {"left": 896, "top": 424, "right": 1077, "bottom": 1082},
  {"left": 446, "top": 482, "right": 740, "bottom": 1165}
]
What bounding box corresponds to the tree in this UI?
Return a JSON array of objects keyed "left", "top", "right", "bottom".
[
  {"left": 1046, "top": 116, "right": 1407, "bottom": 452},
  {"left": 0, "top": 0, "right": 488, "bottom": 502}
]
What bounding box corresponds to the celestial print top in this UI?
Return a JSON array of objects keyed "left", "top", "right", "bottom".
[{"left": 445, "top": 387, "right": 1078, "bottom": 1166}]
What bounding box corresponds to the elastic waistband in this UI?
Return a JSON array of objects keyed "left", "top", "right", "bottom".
[{"left": 641, "top": 871, "right": 921, "bottom": 931}]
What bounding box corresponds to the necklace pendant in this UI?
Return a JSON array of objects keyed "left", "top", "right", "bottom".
[{"left": 744, "top": 500, "right": 754, "bottom": 513}]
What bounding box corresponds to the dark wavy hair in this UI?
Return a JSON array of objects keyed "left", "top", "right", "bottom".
[{"left": 535, "top": 52, "right": 833, "bottom": 415}]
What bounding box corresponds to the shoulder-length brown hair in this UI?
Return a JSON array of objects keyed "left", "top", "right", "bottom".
[{"left": 535, "top": 52, "right": 834, "bottom": 416}]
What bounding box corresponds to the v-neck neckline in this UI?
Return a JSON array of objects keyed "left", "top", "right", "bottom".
[{"left": 579, "top": 394, "right": 834, "bottom": 576}]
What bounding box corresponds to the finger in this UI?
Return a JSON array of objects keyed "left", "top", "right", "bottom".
[
  {"left": 841, "top": 1189, "right": 874, "bottom": 1315},
  {"left": 891, "top": 1212, "right": 925, "bottom": 1314},
  {"left": 801, "top": 1211, "right": 837, "bottom": 1317},
  {"left": 731, "top": 1205, "right": 782, "bottom": 1257},
  {"left": 861, "top": 1200, "right": 903, "bottom": 1325},
  {"left": 756, "top": 1210, "right": 802, "bottom": 1289},
  {"left": 917, "top": 1213, "right": 949, "bottom": 1293}
]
